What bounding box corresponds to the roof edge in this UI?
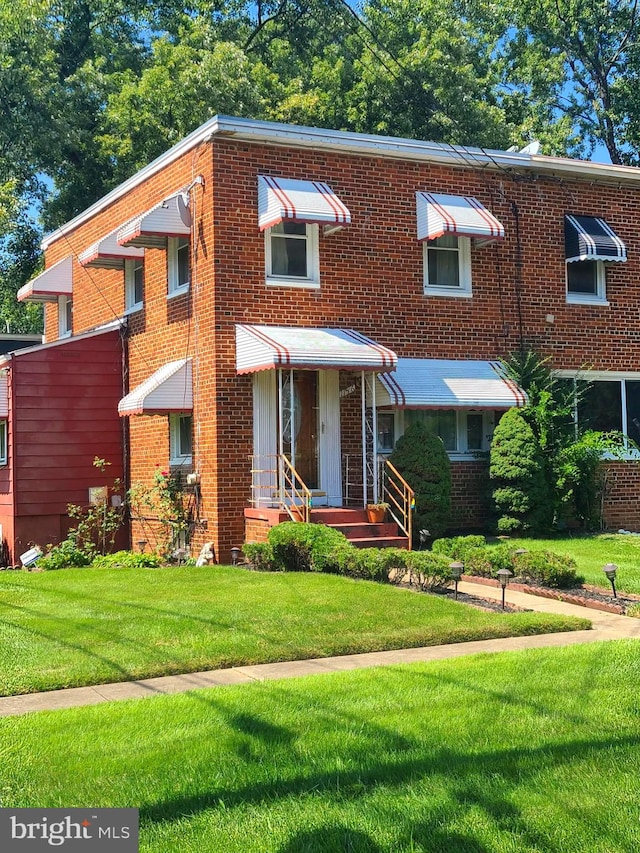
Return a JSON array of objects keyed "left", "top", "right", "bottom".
[{"left": 42, "top": 115, "right": 639, "bottom": 250}]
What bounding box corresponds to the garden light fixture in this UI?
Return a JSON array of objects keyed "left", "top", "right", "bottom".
[
  {"left": 603, "top": 563, "right": 618, "bottom": 598},
  {"left": 137, "top": 539, "right": 147, "bottom": 553},
  {"left": 231, "top": 546, "right": 242, "bottom": 566},
  {"left": 449, "top": 561, "right": 464, "bottom": 599},
  {"left": 497, "top": 568, "right": 513, "bottom": 610}
]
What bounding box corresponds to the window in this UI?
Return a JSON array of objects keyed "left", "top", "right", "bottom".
[
  {"left": 376, "top": 412, "right": 396, "bottom": 453},
  {"left": 0, "top": 421, "right": 6, "bottom": 465},
  {"left": 567, "top": 260, "right": 606, "bottom": 303},
  {"left": 125, "top": 259, "right": 144, "bottom": 312},
  {"left": 168, "top": 237, "right": 190, "bottom": 296},
  {"left": 558, "top": 373, "right": 640, "bottom": 452},
  {"left": 404, "top": 408, "right": 497, "bottom": 456},
  {"left": 170, "top": 413, "right": 193, "bottom": 465},
  {"left": 424, "top": 235, "right": 472, "bottom": 296},
  {"left": 265, "top": 222, "right": 320, "bottom": 287},
  {"left": 58, "top": 295, "right": 72, "bottom": 337}
]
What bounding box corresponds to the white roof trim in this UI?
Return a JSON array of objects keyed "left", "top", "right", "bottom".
[
  {"left": 258, "top": 175, "right": 351, "bottom": 230},
  {"left": 42, "top": 115, "right": 640, "bottom": 251},
  {"left": 376, "top": 358, "right": 527, "bottom": 408},
  {"left": 17, "top": 255, "right": 73, "bottom": 303},
  {"left": 117, "top": 193, "right": 191, "bottom": 249},
  {"left": 79, "top": 230, "right": 145, "bottom": 269},
  {"left": 118, "top": 359, "right": 193, "bottom": 416},
  {"left": 236, "top": 325, "right": 397, "bottom": 373}
]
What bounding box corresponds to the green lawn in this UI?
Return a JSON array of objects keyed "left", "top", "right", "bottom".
[
  {"left": 493, "top": 532, "right": 640, "bottom": 594},
  {"left": 2, "top": 642, "right": 639, "bottom": 852},
  {"left": 0, "top": 566, "right": 587, "bottom": 696}
]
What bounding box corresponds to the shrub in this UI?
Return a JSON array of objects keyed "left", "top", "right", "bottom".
[
  {"left": 38, "top": 540, "right": 93, "bottom": 570},
  {"left": 388, "top": 421, "right": 452, "bottom": 541},
  {"left": 91, "top": 551, "right": 162, "bottom": 569},
  {"left": 241, "top": 542, "right": 276, "bottom": 571},
  {"left": 404, "top": 550, "right": 452, "bottom": 590},
  {"left": 490, "top": 407, "right": 554, "bottom": 534},
  {"left": 431, "top": 535, "right": 487, "bottom": 560},
  {"left": 336, "top": 547, "right": 401, "bottom": 583},
  {"left": 513, "top": 550, "right": 583, "bottom": 589},
  {"left": 267, "top": 523, "right": 351, "bottom": 573}
]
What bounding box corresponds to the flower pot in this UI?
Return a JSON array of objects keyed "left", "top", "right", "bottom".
[{"left": 366, "top": 505, "right": 386, "bottom": 523}]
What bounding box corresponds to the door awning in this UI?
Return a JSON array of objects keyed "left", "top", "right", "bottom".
[
  {"left": 17, "top": 255, "right": 73, "bottom": 303},
  {"left": 236, "top": 325, "right": 397, "bottom": 374},
  {"left": 117, "top": 192, "right": 191, "bottom": 249},
  {"left": 376, "top": 358, "right": 526, "bottom": 408},
  {"left": 118, "top": 359, "right": 192, "bottom": 416},
  {"left": 565, "top": 214, "right": 627, "bottom": 263},
  {"left": 258, "top": 176, "right": 351, "bottom": 231},
  {"left": 416, "top": 192, "right": 505, "bottom": 244},
  {"left": 79, "top": 230, "right": 145, "bottom": 269}
]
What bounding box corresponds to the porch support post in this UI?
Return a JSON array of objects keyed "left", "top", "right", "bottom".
[
  {"left": 372, "top": 372, "right": 378, "bottom": 503},
  {"left": 361, "top": 370, "right": 367, "bottom": 507},
  {"left": 277, "top": 369, "right": 284, "bottom": 503}
]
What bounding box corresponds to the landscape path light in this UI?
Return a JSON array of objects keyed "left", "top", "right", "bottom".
[
  {"left": 231, "top": 546, "right": 243, "bottom": 566},
  {"left": 497, "top": 568, "right": 513, "bottom": 610},
  {"left": 449, "top": 561, "right": 464, "bottom": 600},
  {"left": 602, "top": 563, "right": 618, "bottom": 598}
]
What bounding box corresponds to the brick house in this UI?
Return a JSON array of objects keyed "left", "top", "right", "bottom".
[{"left": 9, "top": 115, "right": 640, "bottom": 564}]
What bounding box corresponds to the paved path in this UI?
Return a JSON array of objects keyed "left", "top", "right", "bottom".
[{"left": 2, "top": 581, "right": 639, "bottom": 718}]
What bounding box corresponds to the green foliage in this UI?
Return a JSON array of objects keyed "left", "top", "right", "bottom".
[
  {"left": 38, "top": 539, "right": 92, "bottom": 570},
  {"left": 513, "top": 550, "right": 583, "bottom": 589},
  {"left": 241, "top": 541, "right": 275, "bottom": 571},
  {"left": 266, "top": 522, "right": 351, "bottom": 573},
  {"left": 388, "top": 421, "right": 452, "bottom": 540},
  {"left": 404, "top": 550, "right": 452, "bottom": 590},
  {"left": 64, "top": 457, "right": 125, "bottom": 558},
  {"left": 128, "top": 468, "right": 190, "bottom": 557},
  {"left": 431, "top": 535, "right": 487, "bottom": 559},
  {"left": 90, "top": 551, "right": 162, "bottom": 570},
  {"left": 490, "top": 407, "right": 554, "bottom": 534},
  {"left": 335, "top": 547, "right": 405, "bottom": 583}
]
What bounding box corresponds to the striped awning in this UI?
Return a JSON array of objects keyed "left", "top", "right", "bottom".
[
  {"left": 118, "top": 359, "right": 192, "bottom": 416},
  {"left": 236, "top": 325, "right": 396, "bottom": 374},
  {"left": 416, "top": 192, "right": 505, "bottom": 244},
  {"left": 376, "top": 359, "right": 526, "bottom": 408},
  {"left": 258, "top": 176, "right": 351, "bottom": 231},
  {"left": 565, "top": 215, "right": 627, "bottom": 263},
  {"left": 0, "top": 371, "right": 8, "bottom": 418},
  {"left": 117, "top": 192, "right": 191, "bottom": 249},
  {"left": 78, "top": 230, "right": 145, "bottom": 270},
  {"left": 17, "top": 255, "right": 73, "bottom": 303}
]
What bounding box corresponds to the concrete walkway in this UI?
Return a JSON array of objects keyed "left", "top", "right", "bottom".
[{"left": 2, "top": 580, "right": 639, "bottom": 718}]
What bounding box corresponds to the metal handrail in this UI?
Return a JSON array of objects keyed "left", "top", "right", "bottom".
[
  {"left": 279, "top": 455, "right": 312, "bottom": 522},
  {"left": 382, "top": 460, "right": 414, "bottom": 547}
]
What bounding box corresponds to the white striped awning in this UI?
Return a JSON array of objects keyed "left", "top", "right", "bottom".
[
  {"left": 17, "top": 255, "right": 73, "bottom": 303},
  {"left": 118, "top": 359, "right": 192, "bottom": 416},
  {"left": 117, "top": 192, "right": 191, "bottom": 249},
  {"left": 258, "top": 176, "right": 351, "bottom": 231},
  {"left": 376, "top": 359, "right": 526, "bottom": 408},
  {"left": 416, "top": 192, "right": 505, "bottom": 244},
  {"left": 565, "top": 215, "right": 627, "bottom": 263},
  {"left": 78, "top": 230, "right": 145, "bottom": 269},
  {"left": 236, "top": 325, "right": 396, "bottom": 374}
]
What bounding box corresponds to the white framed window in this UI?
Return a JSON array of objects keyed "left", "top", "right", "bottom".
[
  {"left": 403, "top": 408, "right": 498, "bottom": 457},
  {"left": 170, "top": 413, "right": 193, "bottom": 465},
  {"left": 265, "top": 222, "right": 320, "bottom": 288},
  {"left": 125, "top": 259, "right": 144, "bottom": 313},
  {"left": 376, "top": 411, "right": 396, "bottom": 453},
  {"left": 566, "top": 260, "right": 607, "bottom": 304},
  {"left": 0, "top": 421, "right": 7, "bottom": 466},
  {"left": 423, "top": 235, "right": 472, "bottom": 297},
  {"left": 58, "top": 295, "right": 72, "bottom": 337},
  {"left": 167, "top": 236, "right": 190, "bottom": 297}
]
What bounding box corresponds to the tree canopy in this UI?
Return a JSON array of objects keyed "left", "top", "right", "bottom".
[{"left": 2, "top": 0, "right": 638, "bottom": 331}]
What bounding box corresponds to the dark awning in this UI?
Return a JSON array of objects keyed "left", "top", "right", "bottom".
[{"left": 565, "top": 215, "right": 627, "bottom": 263}]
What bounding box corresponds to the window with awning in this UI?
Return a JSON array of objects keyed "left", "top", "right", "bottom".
[
  {"left": 117, "top": 193, "right": 191, "bottom": 249},
  {"left": 118, "top": 359, "right": 192, "bottom": 416},
  {"left": 416, "top": 192, "right": 505, "bottom": 245},
  {"left": 564, "top": 215, "right": 627, "bottom": 264},
  {"left": 78, "top": 231, "right": 145, "bottom": 270},
  {"left": 258, "top": 176, "right": 351, "bottom": 232}
]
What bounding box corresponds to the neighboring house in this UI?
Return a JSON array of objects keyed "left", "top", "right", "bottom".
[{"left": 8, "top": 115, "right": 640, "bottom": 564}]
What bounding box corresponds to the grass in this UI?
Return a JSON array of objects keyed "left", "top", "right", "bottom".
[
  {"left": 2, "top": 642, "right": 639, "bottom": 852},
  {"left": 0, "top": 565, "right": 587, "bottom": 696},
  {"left": 492, "top": 532, "right": 640, "bottom": 594}
]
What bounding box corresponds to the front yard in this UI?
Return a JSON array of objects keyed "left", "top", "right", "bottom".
[
  {"left": 2, "top": 642, "right": 638, "bottom": 852},
  {"left": 0, "top": 565, "right": 587, "bottom": 696}
]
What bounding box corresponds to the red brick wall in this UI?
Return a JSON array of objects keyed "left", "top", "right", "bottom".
[{"left": 41, "top": 133, "right": 640, "bottom": 560}]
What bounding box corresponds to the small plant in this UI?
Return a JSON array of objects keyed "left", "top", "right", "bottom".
[
  {"left": 91, "top": 551, "right": 162, "bottom": 570},
  {"left": 38, "top": 540, "right": 93, "bottom": 570},
  {"left": 128, "top": 468, "right": 191, "bottom": 557},
  {"left": 404, "top": 550, "right": 452, "bottom": 591},
  {"left": 432, "top": 535, "right": 487, "bottom": 560},
  {"left": 242, "top": 542, "right": 276, "bottom": 570}
]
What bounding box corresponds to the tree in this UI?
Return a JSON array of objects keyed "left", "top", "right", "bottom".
[{"left": 389, "top": 421, "right": 452, "bottom": 540}]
